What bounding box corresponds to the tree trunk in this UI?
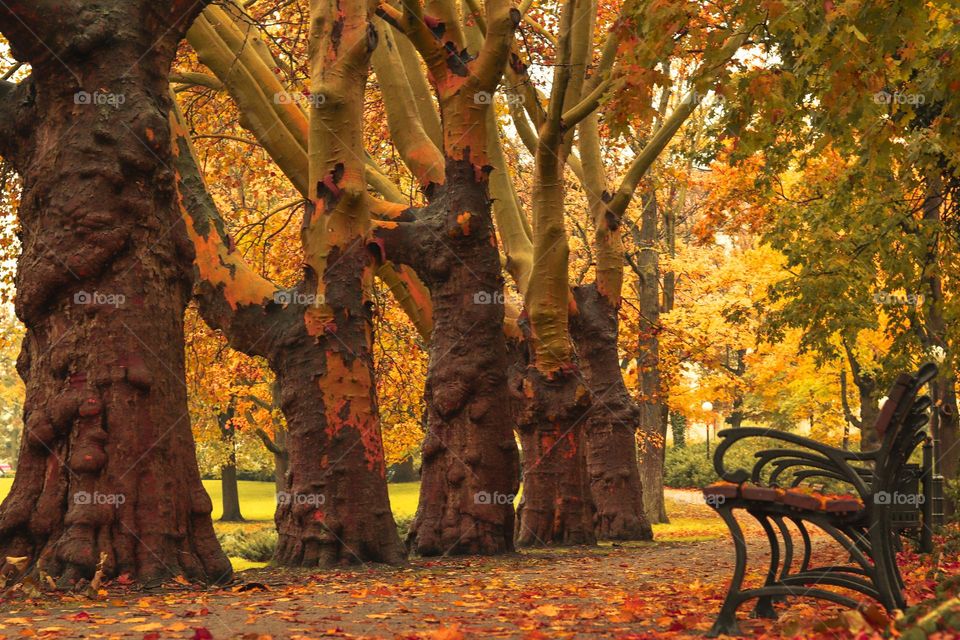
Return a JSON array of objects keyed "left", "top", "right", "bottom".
[
  {"left": 273, "top": 428, "right": 289, "bottom": 496},
  {"left": 918, "top": 173, "right": 958, "bottom": 514},
  {"left": 379, "top": 160, "right": 521, "bottom": 556},
  {"left": 670, "top": 412, "right": 687, "bottom": 448},
  {"left": 220, "top": 462, "right": 244, "bottom": 523},
  {"left": 841, "top": 339, "right": 880, "bottom": 450},
  {"left": 515, "top": 368, "right": 595, "bottom": 547},
  {"left": 725, "top": 349, "right": 746, "bottom": 429},
  {"left": 389, "top": 457, "right": 417, "bottom": 483},
  {"left": 858, "top": 383, "right": 880, "bottom": 450},
  {"left": 0, "top": 0, "right": 231, "bottom": 585},
  {"left": 634, "top": 193, "right": 668, "bottom": 524},
  {"left": 262, "top": 304, "right": 404, "bottom": 566},
  {"left": 173, "top": 108, "right": 403, "bottom": 565},
  {"left": 218, "top": 404, "right": 243, "bottom": 522},
  {"left": 570, "top": 284, "right": 652, "bottom": 541}
]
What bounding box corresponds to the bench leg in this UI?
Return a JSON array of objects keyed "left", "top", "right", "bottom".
[
  {"left": 791, "top": 517, "right": 812, "bottom": 573},
  {"left": 871, "top": 520, "right": 906, "bottom": 611},
  {"left": 772, "top": 516, "right": 794, "bottom": 604},
  {"left": 708, "top": 507, "right": 747, "bottom": 637},
  {"left": 750, "top": 512, "right": 779, "bottom": 620}
]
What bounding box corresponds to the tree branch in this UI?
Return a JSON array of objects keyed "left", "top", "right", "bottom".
[
  {"left": 371, "top": 18, "right": 445, "bottom": 186},
  {"left": 254, "top": 428, "right": 284, "bottom": 455},
  {"left": 839, "top": 369, "right": 863, "bottom": 430}
]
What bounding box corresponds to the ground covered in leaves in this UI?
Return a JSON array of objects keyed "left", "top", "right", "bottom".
[{"left": 1, "top": 490, "right": 956, "bottom": 639}]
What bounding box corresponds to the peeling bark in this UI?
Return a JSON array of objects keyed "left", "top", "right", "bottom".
[
  {"left": 173, "top": 100, "right": 403, "bottom": 565},
  {"left": 371, "top": 0, "right": 522, "bottom": 556},
  {"left": 514, "top": 366, "right": 595, "bottom": 547}
]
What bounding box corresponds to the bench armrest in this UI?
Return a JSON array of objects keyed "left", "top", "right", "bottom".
[{"left": 713, "top": 427, "right": 875, "bottom": 499}]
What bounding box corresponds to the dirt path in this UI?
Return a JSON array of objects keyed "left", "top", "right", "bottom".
[{"left": 0, "top": 491, "right": 862, "bottom": 639}]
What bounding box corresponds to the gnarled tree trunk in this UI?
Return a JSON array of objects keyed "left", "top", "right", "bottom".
[
  {"left": 380, "top": 161, "right": 521, "bottom": 555},
  {"left": 372, "top": 0, "right": 524, "bottom": 555},
  {"left": 0, "top": 0, "right": 231, "bottom": 585},
  {"left": 172, "top": 84, "right": 404, "bottom": 564},
  {"left": 514, "top": 367, "right": 595, "bottom": 547},
  {"left": 571, "top": 284, "right": 652, "bottom": 541}
]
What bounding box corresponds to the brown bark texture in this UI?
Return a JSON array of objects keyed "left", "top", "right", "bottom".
[
  {"left": 375, "top": 160, "right": 521, "bottom": 556},
  {"left": 571, "top": 284, "right": 652, "bottom": 541},
  {"left": 633, "top": 193, "right": 667, "bottom": 524},
  {"left": 514, "top": 363, "right": 595, "bottom": 547},
  {"left": 173, "top": 111, "right": 403, "bottom": 566},
  {"left": 0, "top": 0, "right": 232, "bottom": 584}
]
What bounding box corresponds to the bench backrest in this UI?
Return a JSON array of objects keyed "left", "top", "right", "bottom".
[{"left": 870, "top": 363, "right": 936, "bottom": 497}]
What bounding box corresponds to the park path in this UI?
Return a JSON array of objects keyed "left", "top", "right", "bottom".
[{"left": 0, "top": 491, "right": 857, "bottom": 639}]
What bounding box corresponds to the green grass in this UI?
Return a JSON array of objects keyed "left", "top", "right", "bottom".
[
  {"left": 203, "top": 480, "right": 280, "bottom": 521},
  {"left": 0, "top": 477, "right": 423, "bottom": 573},
  {"left": 0, "top": 477, "right": 722, "bottom": 570},
  {"left": 0, "top": 478, "right": 421, "bottom": 522}
]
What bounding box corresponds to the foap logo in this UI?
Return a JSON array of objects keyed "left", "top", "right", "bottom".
[
  {"left": 274, "top": 290, "right": 324, "bottom": 306},
  {"left": 277, "top": 491, "right": 326, "bottom": 507},
  {"left": 874, "top": 491, "right": 925, "bottom": 506},
  {"left": 674, "top": 491, "right": 725, "bottom": 507},
  {"left": 473, "top": 291, "right": 505, "bottom": 305},
  {"left": 74, "top": 290, "right": 126, "bottom": 308},
  {"left": 74, "top": 491, "right": 126, "bottom": 507},
  {"left": 274, "top": 91, "right": 326, "bottom": 108},
  {"left": 873, "top": 90, "right": 926, "bottom": 106},
  {"left": 74, "top": 90, "right": 126, "bottom": 108},
  {"left": 682, "top": 88, "right": 724, "bottom": 108},
  {"left": 473, "top": 91, "right": 524, "bottom": 106},
  {"left": 872, "top": 291, "right": 923, "bottom": 307},
  {"left": 474, "top": 491, "right": 515, "bottom": 505}
]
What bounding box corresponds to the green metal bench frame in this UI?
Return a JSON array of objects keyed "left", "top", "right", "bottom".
[{"left": 704, "top": 363, "right": 940, "bottom": 637}]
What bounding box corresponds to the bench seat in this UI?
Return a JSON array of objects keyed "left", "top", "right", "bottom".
[{"left": 703, "top": 482, "right": 864, "bottom": 513}]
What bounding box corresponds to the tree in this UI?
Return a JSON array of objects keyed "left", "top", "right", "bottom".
[
  {"left": 707, "top": 0, "right": 960, "bottom": 491},
  {"left": 0, "top": 0, "right": 231, "bottom": 584},
  {"left": 172, "top": 0, "right": 405, "bottom": 564}
]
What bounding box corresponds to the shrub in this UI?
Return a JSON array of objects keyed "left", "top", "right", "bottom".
[
  {"left": 664, "top": 438, "right": 779, "bottom": 488},
  {"left": 394, "top": 514, "right": 415, "bottom": 543},
  {"left": 218, "top": 527, "right": 277, "bottom": 562}
]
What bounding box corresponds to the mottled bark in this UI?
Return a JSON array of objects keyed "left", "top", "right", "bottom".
[
  {"left": 173, "top": 105, "right": 403, "bottom": 566},
  {"left": 0, "top": 0, "right": 231, "bottom": 585},
  {"left": 376, "top": 160, "right": 520, "bottom": 555},
  {"left": 514, "top": 367, "right": 594, "bottom": 547},
  {"left": 270, "top": 302, "right": 404, "bottom": 566},
  {"left": 369, "top": 0, "right": 523, "bottom": 556},
  {"left": 571, "top": 284, "right": 652, "bottom": 541}
]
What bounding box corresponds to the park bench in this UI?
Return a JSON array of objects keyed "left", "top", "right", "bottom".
[{"left": 702, "top": 363, "right": 941, "bottom": 636}]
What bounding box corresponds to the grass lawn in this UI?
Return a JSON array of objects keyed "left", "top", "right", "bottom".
[
  {"left": 0, "top": 478, "right": 717, "bottom": 570},
  {"left": 0, "top": 477, "right": 421, "bottom": 522}
]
